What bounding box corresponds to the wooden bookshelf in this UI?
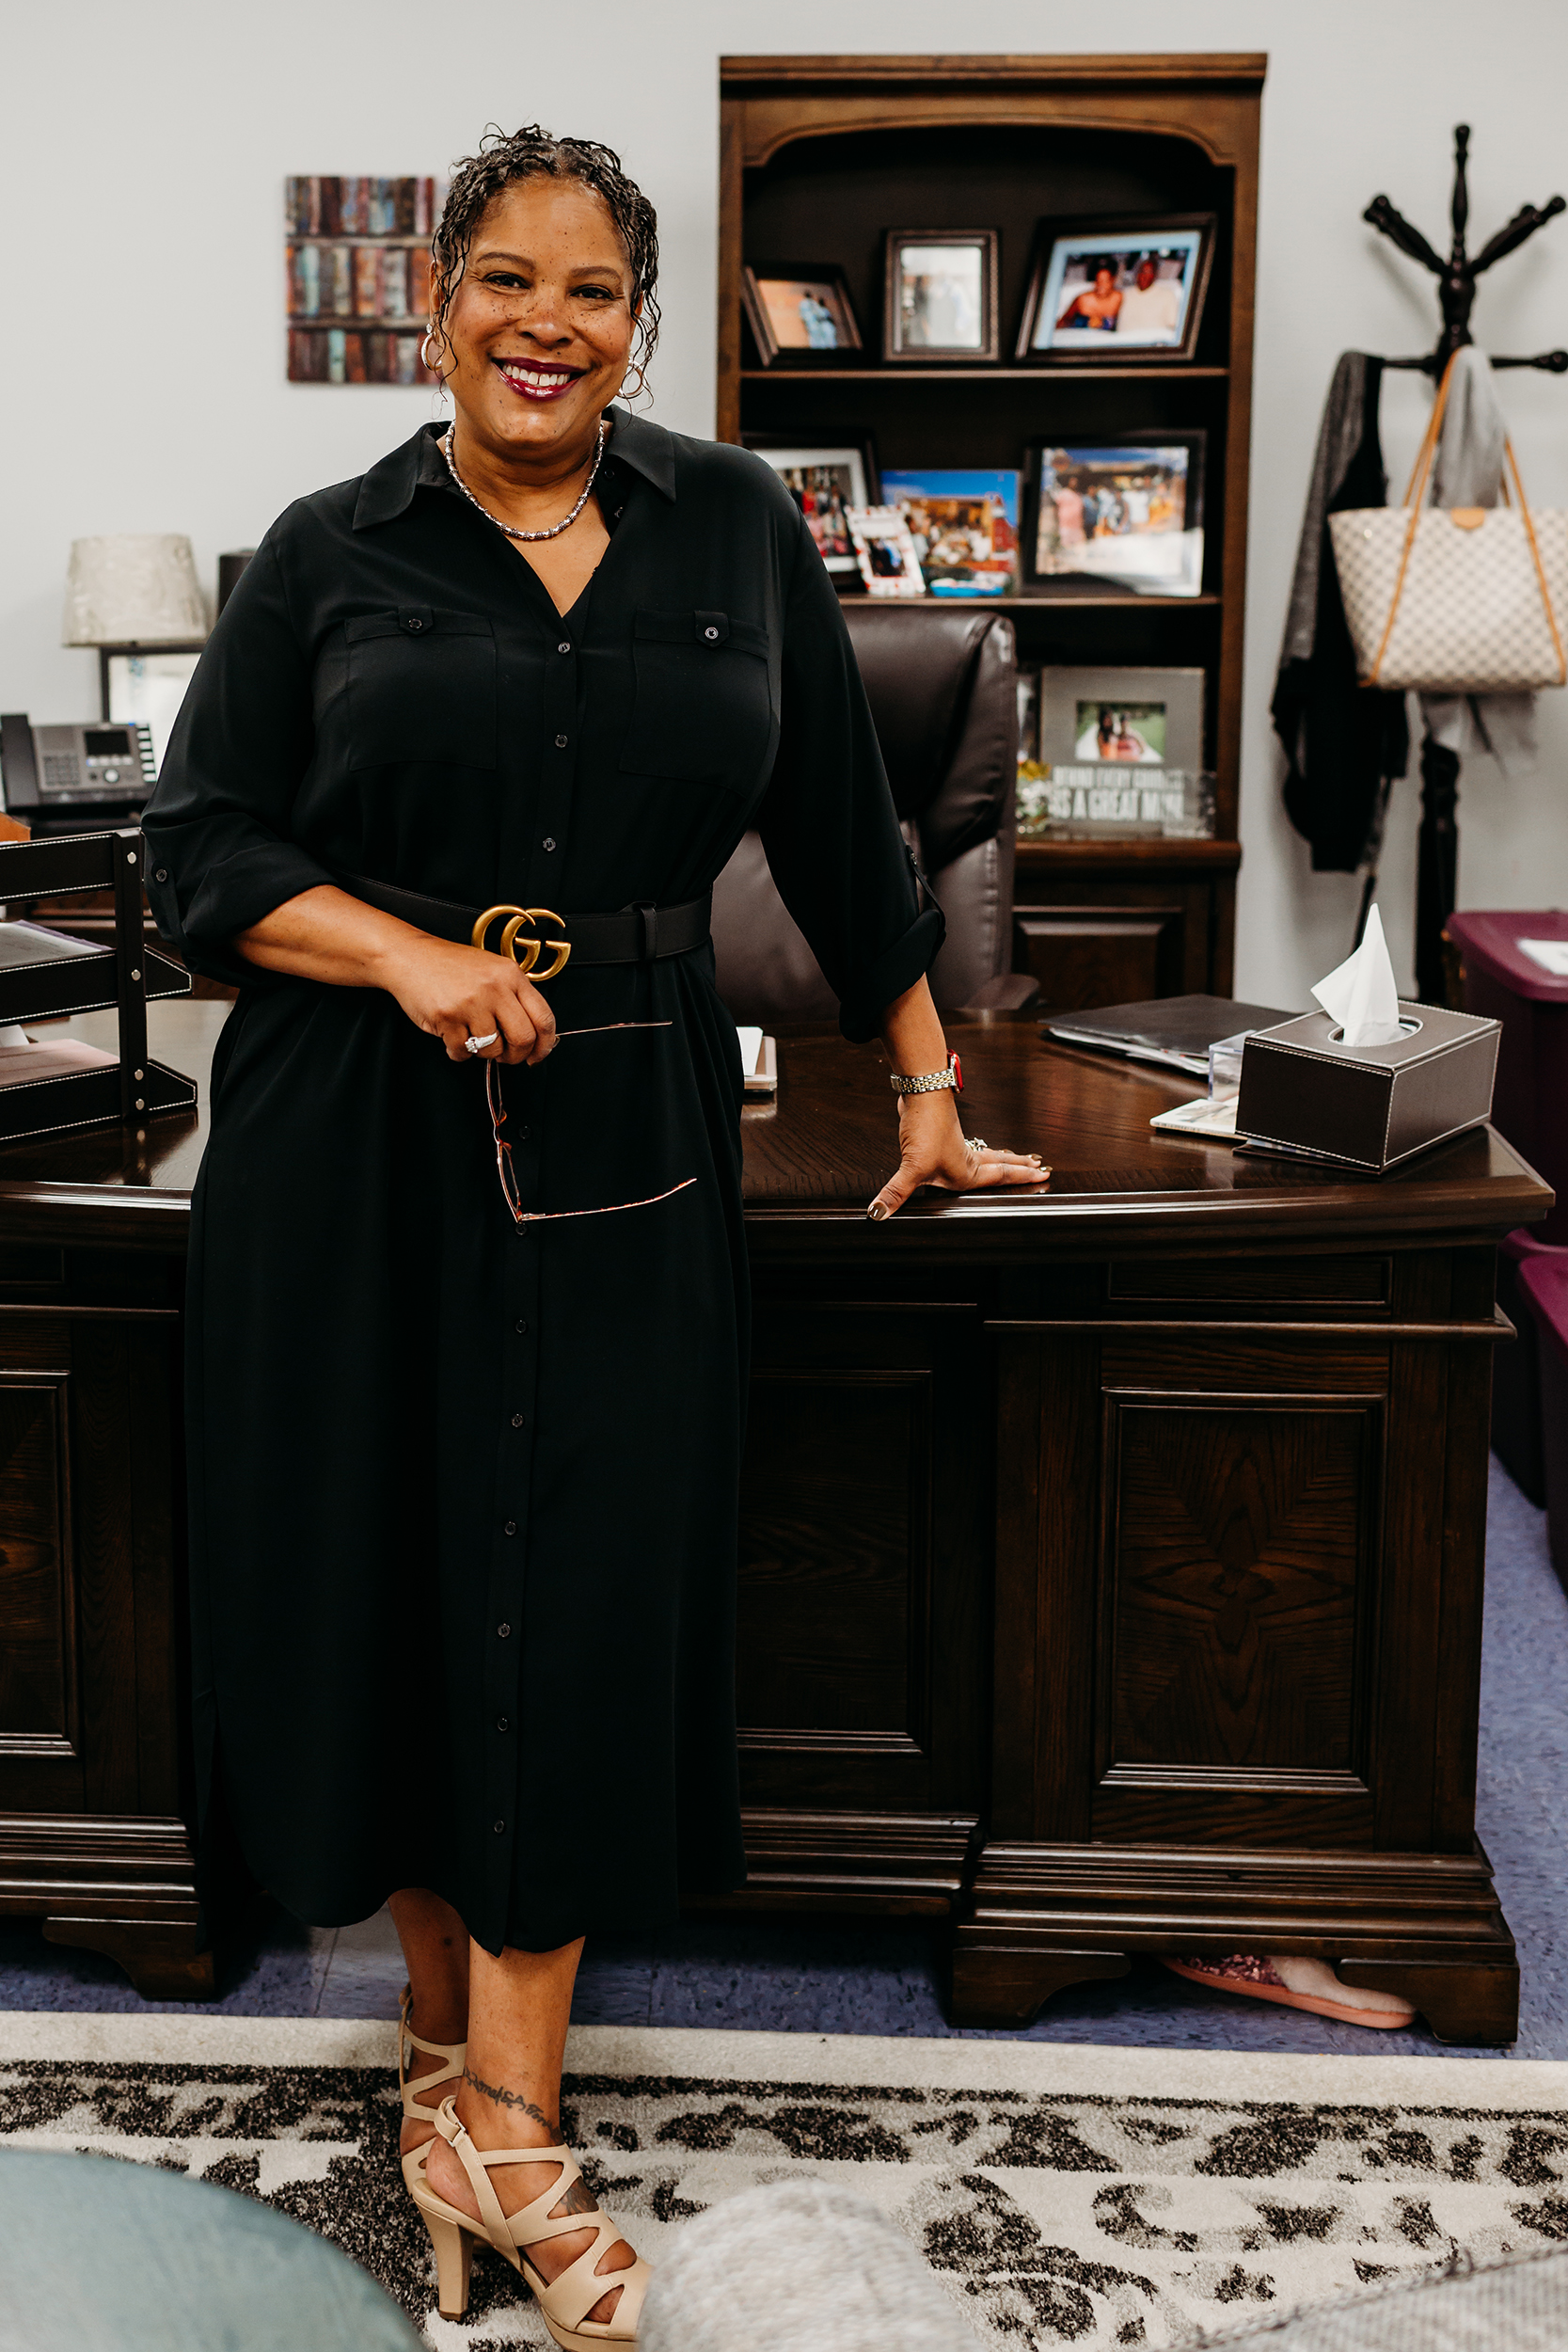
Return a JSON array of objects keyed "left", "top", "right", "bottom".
[{"left": 719, "top": 53, "right": 1264, "bottom": 1006}]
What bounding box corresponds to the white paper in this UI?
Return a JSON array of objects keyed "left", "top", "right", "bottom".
[
  {"left": 735, "top": 1025, "right": 764, "bottom": 1076},
  {"left": 1518, "top": 938, "right": 1568, "bottom": 977},
  {"left": 1310, "top": 903, "right": 1405, "bottom": 1048}
]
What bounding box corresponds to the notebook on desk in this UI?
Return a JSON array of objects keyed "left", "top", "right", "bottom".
[{"left": 1046, "top": 994, "right": 1293, "bottom": 1079}]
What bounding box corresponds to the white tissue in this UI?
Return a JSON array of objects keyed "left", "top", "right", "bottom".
[{"left": 1311, "top": 904, "right": 1405, "bottom": 1048}]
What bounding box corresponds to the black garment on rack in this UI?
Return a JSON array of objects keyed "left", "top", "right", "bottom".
[{"left": 1272, "top": 353, "right": 1409, "bottom": 872}]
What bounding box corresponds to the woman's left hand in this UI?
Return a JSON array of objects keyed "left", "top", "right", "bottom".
[{"left": 866, "top": 1090, "right": 1051, "bottom": 1220}]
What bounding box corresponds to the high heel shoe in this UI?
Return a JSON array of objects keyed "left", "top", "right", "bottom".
[
  {"left": 411, "top": 2092, "right": 650, "bottom": 2346},
  {"left": 396, "top": 1983, "right": 467, "bottom": 2201}
]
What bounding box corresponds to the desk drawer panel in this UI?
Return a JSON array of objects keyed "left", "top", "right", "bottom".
[
  {"left": 1099, "top": 1391, "right": 1380, "bottom": 1781},
  {"left": 0, "top": 1370, "right": 77, "bottom": 1771},
  {"left": 736, "top": 1300, "right": 988, "bottom": 1814},
  {"left": 1107, "top": 1257, "right": 1391, "bottom": 1310}
]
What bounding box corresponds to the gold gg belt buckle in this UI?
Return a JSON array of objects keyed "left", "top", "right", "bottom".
[{"left": 471, "top": 904, "right": 572, "bottom": 981}]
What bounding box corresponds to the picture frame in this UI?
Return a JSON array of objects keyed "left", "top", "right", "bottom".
[
  {"left": 740, "top": 263, "right": 863, "bottom": 364},
  {"left": 1037, "top": 665, "right": 1206, "bottom": 776},
  {"left": 742, "top": 436, "right": 879, "bottom": 575},
  {"left": 1025, "top": 432, "right": 1207, "bottom": 598},
  {"left": 883, "top": 230, "right": 999, "bottom": 362},
  {"left": 1014, "top": 215, "right": 1216, "bottom": 363},
  {"left": 879, "top": 469, "right": 1021, "bottom": 596},
  {"left": 845, "top": 506, "right": 927, "bottom": 597}
]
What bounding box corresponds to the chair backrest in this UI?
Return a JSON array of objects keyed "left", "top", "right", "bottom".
[{"left": 713, "top": 608, "right": 1018, "bottom": 1025}]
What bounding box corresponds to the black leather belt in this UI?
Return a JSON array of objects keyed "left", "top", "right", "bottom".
[{"left": 338, "top": 872, "right": 712, "bottom": 964}]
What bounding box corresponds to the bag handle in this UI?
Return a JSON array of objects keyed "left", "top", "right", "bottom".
[
  {"left": 1504, "top": 435, "right": 1567, "bottom": 686},
  {"left": 1365, "top": 355, "right": 1566, "bottom": 688}
]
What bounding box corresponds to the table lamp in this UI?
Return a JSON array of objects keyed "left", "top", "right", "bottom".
[{"left": 62, "top": 535, "right": 209, "bottom": 718}]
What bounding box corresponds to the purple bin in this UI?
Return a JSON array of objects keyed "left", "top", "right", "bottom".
[
  {"left": 1517, "top": 1251, "right": 1568, "bottom": 1598},
  {"left": 1447, "top": 911, "right": 1568, "bottom": 1505}
]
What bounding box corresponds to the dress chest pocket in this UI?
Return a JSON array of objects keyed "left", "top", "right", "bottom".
[
  {"left": 620, "top": 608, "right": 773, "bottom": 787},
  {"left": 344, "top": 607, "right": 498, "bottom": 771}
]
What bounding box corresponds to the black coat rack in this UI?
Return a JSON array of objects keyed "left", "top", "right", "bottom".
[{"left": 1362, "top": 126, "right": 1564, "bottom": 1002}]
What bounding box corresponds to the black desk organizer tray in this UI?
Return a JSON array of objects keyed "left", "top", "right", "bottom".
[{"left": 0, "top": 830, "right": 195, "bottom": 1143}]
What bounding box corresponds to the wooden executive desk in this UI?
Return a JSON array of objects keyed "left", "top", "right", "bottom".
[{"left": 0, "top": 1003, "right": 1548, "bottom": 2042}]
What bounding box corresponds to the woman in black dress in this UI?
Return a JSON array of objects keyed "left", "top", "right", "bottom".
[{"left": 143, "top": 127, "right": 1046, "bottom": 2343}]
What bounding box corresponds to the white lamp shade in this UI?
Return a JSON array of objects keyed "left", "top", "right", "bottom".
[{"left": 62, "top": 533, "right": 209, "bottom": 647}]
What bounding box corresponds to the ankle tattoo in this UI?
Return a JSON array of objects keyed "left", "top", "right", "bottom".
[{"left": 463, "top": 2066, "right": 558, "bottom": 2134}]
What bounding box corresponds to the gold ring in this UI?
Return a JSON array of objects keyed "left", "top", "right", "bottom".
[{"left": 471, "top": 904, "right": 572, "bottom": 981}]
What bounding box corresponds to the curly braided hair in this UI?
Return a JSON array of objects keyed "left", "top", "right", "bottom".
[{"left": 428, "top": 124, "right": 659, "bottom": 395}]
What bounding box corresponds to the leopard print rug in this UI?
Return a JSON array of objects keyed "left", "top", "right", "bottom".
[{"left": 1, "top": 2020, "right": 1563, "bottom": 2347}]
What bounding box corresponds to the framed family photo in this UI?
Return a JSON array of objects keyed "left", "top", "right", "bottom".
[
  {"left": 743, "top": 437, "right": 879, "bottom": 575},
  {"left": 1016, "top": 215, "right": 1215, "bottom": 362},
  {"left": 883, "top": 230, "right": 999, "bottom": 361},
  {"left": 879, "top": 469, "right": 1020, "bottom": 596},
  {"left": 740, "top": 264, "right": 863, "bottom": 364},
  {"left": 1026, "top": 432, "right": 1207, "bottom": 598}
]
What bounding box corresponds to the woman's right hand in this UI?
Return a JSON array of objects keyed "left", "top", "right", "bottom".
[
  {"left": 232, "top": 886, "right": 556, "bottom": 1063},
  {"left": 386, "top": 935, "right": 558, "bottom": 1064}
]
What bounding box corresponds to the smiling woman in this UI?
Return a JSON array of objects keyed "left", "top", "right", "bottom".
[{"left": 140, "top": 119, "right": 1047, "bottom": 2350}]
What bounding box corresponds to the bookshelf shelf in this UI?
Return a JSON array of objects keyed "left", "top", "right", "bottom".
[
  {"left": 720, "top": 53, "right": 1263, "bottom": 1006},
  {"left": 835, "top": 591, "right": 1222, "bottom": 611},
  {"left": 741, "top": 364, "right": 1230, "bottom": 383}
]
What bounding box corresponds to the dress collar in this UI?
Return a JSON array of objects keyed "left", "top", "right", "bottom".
[{"left": 352, "top": 405, "right": 676, "bottom": 530}]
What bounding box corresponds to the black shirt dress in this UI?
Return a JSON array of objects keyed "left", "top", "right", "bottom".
[{"left": 142, "top": 409, "right": 940, "bottom": 1954}]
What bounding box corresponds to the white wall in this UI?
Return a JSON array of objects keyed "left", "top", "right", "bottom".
[{"left": 5, "top": 0, "right": 1567, "bottom": 1006}]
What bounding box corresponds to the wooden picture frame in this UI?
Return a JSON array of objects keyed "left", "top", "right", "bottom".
[
  {"left": 883, "top": 230, "right": 1000, "bottom": 362},
  {"left": 740, "top": 263, "right": 863, "bottom": 364},
  {"left": 1014, "top": 213, "right": 1216, "bottom": 363},
  {"left": 742, "top": 435, "right": 879, "bottom": 573}
]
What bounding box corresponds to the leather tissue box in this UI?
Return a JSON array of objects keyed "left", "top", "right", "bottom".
[{"left": 1235, "top": 1002, "right": 1500, "bottom": 1172}]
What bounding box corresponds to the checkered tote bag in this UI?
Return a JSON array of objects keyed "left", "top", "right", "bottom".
[{"left": 1328, "top": 356, "right": 1568, "bottom": 694}]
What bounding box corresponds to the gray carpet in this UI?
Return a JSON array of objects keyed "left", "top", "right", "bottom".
[{"left": 1, "top": 1458, "right": 1562, "bottom": 2057}]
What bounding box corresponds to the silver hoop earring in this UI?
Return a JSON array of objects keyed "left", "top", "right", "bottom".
[{"left": 420, "top": 329, "right": 442, "bottom": 375}]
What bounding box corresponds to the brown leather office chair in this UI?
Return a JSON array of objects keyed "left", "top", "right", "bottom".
[{"left": 713, "top": 607, "right": 1038, "bottom": 1025}]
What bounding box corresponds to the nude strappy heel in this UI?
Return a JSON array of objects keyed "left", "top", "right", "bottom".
[
  {"left": 410, "top": 2091, "right": 650, "bottom": 2346},
  {"left": 396, "top": 1984, "right": 467, "bottom": 2201}
]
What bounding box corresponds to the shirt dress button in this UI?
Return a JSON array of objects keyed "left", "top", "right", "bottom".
[
  {"left": 404, "top": 617, "right": 425, "bottom": 632},
  {"left": 554, "top": 733, "right": 568, "bottom": 748},
  {"left": 497, "top": 1715, "right": 511, "bottom": 1732},
  {"left": 503, "top": 1519, "right": 516, "bottom": 1535},
  {"left": 512, "top": 1412, "right": 526, "bottom": 1428},
  {"left": 497, "top": 1621, "right": 512, "bottom": 1639},
  {"left": 154, "top": 867, "right": 169, "bottom": 882},
  {"left": 515, "top": 1318, "right": 528, "bottom": 1334},
  {"left": 542, "top": 837, "right": 556, "bottom": 852},
  {"left": 557, "top": 641, "right": 571, "bottom": 656},
  {"left": 493, "top": 1819, "right": 506, "bottom": 1835},
  {"left": 704, "top": 626, "right": 720, "bottom": 642}
]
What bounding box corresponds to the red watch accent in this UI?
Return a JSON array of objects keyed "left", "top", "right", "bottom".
[{"left": 949, "top": 1050, "right": 963, "bottom": 1092}]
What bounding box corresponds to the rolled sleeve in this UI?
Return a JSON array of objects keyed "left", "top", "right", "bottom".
[
  {"left": 756, "top": 516, "right": 943, "bottom": 1043},
  {"left": 142, "top": 529, "right": 333, "bottom": 990}
]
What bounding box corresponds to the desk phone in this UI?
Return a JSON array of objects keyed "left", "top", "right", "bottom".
[{"left": 0, "top": 714, "right": 158, "bottom": 833}]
